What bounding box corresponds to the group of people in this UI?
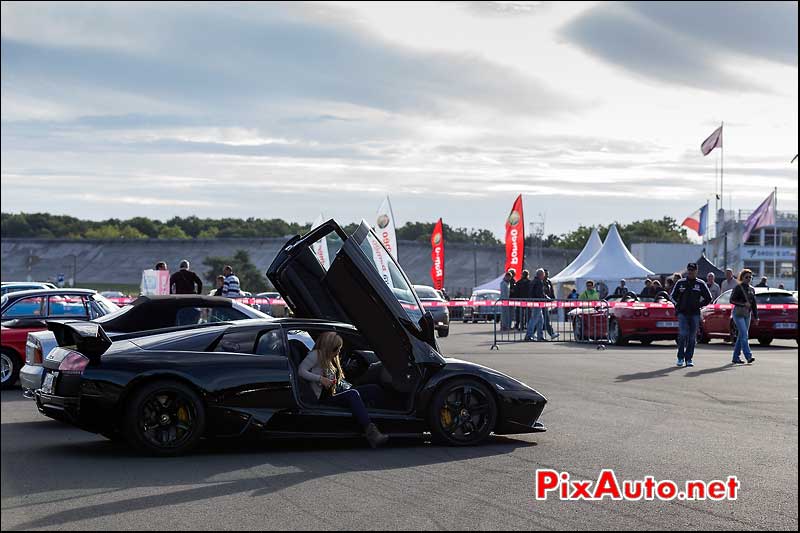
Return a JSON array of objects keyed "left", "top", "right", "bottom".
[
  {"left": 499, "top": 261, "right": 772, "bottom": 367},
  {"left": 500, "top": 268, "right": 560, "bottom": 342},
  {"left": 668, "top": 262, "right": 761, "bottom": 367},
  {"left": 154, "top": 260, "right": 242, "bottom": 297}
]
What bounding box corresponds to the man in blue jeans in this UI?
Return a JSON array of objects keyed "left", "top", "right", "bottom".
[
  {"left": 526, "top": 269, "right": 547, "bottom": 341},
  {"left": 669, "top": 262, "right": 713, "bottom": 367}
]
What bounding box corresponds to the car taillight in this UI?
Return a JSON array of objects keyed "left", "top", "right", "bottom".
[
  {"left": 58, "top": 351, "right": 90, "bottom": 374},
  {"left": 26, "top": 336, "right": 44, "bottom": 364}
]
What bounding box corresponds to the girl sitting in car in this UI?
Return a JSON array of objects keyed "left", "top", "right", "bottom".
[{"left": 298, "top": 332, "right": 388, "bottom": 448}]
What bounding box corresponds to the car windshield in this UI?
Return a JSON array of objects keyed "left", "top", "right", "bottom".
[
  {"left": 756, "top": 292, "right": 798, "bottom": 304},
  {"left": 414, "top": 287, "right": 441, "bottom": 300},
  {"left": 92, "top": 294, "right": 124, "bottom": 316},
  {"left": 358, "top": 228, "right": 424, "bottom": 328}
]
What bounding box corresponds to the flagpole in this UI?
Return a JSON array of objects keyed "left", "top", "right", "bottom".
[
  {"left": 720, "top": 121, "right": 725, "bottom": 218},
  {"left": 773, "top": 187, "right": 778, "bottom": 285}
]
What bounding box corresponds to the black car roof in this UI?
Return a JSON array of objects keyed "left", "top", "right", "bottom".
[{"left": 128, "top": 295, "right": 235, "bottom": 307}]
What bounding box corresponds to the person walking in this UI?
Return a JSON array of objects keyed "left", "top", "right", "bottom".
[
  {"left": 756, "top": 276, "right": 769, "bottom": 288},
  {"left": 729, "top": 269, "right": 758, "bottom": 365},
  {"left": 222, "top": 265, "right": 242, "bottom": 298},
  {"left": 525, "top": 269, "right": 547, "bottom": 341},
  {"left": 670, "top": 262, "right": 713, "bottom": 367},
  {"left": 211, "top": 275, "right": 225, "bottom": 296},
  {"left": 719, "top": 269, "right": 738, "bottom": 293},
  {"left": 705, "top": 272, "right": 721, "bottom": 301},
  {"left": 170, "top": 259, "right": 203, "bottom": 295}
]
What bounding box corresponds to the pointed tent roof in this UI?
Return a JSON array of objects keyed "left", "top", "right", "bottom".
[
  {"left": 696, "top": 253, "right": 724, "bottom": 280},
  {"left": 570, "top": 224, "right": 654, "bottom": 282},
  {"left": 550, "top": 228, "right": 603, "bottom": 283},
  {"left": 473, "top": 273, "right": 505, "bottom": 293}
]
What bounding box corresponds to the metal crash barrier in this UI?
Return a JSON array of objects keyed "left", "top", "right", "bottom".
[{"left": 491, "top": 299, "right": 610, "bottom": 349}]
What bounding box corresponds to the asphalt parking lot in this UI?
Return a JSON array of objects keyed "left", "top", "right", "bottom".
[{"left": 2, "top": 323, "right": 797, "bottom": 531}]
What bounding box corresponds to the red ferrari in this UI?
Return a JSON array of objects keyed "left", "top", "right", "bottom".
[
  {"left": 699, "top": 288, "right": 798, "bottom": 345},
  {"left": 569, "top": 291, "right": 683, "bottom": 345}
]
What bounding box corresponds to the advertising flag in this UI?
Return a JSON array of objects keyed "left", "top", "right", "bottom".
[
  {"left": 310, "top": 214, "right": 330, "bottom": 270},
  {"left": 430, "top": 218, "right": 445, "bottom": 290},
  {"left": 701, "top": 125, "right": 723, "bottom": 156},
  {"left": 681, "top": 204, "right": 709, "bottom": 236},
  {"left": 505, "top": 195, "right": 524, "bottom": 281},
  {"left": 374, "top": 196, "right": 398, "bottom": 260},
  {"left": 742, "top": 191, "right": 777, "bottom": 242}
]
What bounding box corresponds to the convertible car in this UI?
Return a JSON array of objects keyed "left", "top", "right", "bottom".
[
  {"left": 569, "top": 291, "right": 682, "bottom": 345},
  {"left": 21, "top": 295, "right": 272, "bottom": 395},
  {"left": 35, "top": 221, "right": 547, "bottom": 456},
  {"left": 699, "top": 288, "right": 798, "bottom": 345}
]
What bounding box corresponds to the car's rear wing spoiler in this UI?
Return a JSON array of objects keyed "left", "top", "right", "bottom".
[{"left": 46, "top": 320, "right": 112, "bottom": 360}]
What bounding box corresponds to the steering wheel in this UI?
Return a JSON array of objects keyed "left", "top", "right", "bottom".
[{"left": 621, "top": 291, "right": 639, "bottom": 303}]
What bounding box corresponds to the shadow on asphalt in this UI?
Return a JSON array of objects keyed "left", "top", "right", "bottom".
[{"left": 5, "top": 431, "right": 538, "bottom": 530}]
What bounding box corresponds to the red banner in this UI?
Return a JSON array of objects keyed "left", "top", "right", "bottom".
[
  {"left": 430, "top": 218, "right": 445, "bottom": 290},
  {"left": 504, "top": 195, "right": 524, "bottom": 281}
]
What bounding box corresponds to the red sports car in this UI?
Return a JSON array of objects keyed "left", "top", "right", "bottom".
[
  {"left": 699, "top": 288, "right": 798, "bottom": 345},
  {"left": 569, "top": 291, "right": 683, "bottom": 345},
  {"left": 0, "top": 288, "right": 118, "bottom": 389}
]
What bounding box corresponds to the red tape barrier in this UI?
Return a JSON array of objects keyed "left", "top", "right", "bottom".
[
  {"left": 421, "top": 300, "right": 798, "bottom": 310},
  {"left": 107, "top": 296, "right": 796, "bottom": 312}
]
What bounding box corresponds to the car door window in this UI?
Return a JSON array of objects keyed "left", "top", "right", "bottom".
[
  {"left": 48, "top": 295, "right": 89, "bottom": 318},
  {"left": 358, "top": 230, "right": 424, "bottom": 328},
  {"left": 254, "top": 329, "right": 286, "bottom": 356},
  {"left": 2, "top": 296, "right": 46, "bottom": 318},
  {"left": 205, "top": 307, "right": 248, "bottom": 323},
  {"left": 715, "top": 291, "right": 731, "bottom": 304}
]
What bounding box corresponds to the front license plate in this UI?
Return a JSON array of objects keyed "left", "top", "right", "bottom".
[
  {"left": 774, "top": 323, "right": 797, "bottom": 329},
  {"left": 41, "top": 372, "right": 56, "bottom": 394},
  {"left": 656, "top": 321, "right": 680, "bottom": 328}
]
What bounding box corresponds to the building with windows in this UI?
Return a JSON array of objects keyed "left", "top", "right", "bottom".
[{"left": 707, "top": 209, "right": 798, "bottom": 289}]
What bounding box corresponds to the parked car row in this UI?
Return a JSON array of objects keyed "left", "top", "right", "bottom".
[{"left": 567, "top": 288, "right": 797, "bottom": 346}]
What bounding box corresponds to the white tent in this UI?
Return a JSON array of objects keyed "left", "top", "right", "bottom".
[
  {"left": 473, "top": 274, "right": 505, "bottom": 293},
  {"left": 570, "top": 224, "right": 654, "bottom": 295},
  {"left": 550, "top": 228, "right": 603, "bottom": 283}
]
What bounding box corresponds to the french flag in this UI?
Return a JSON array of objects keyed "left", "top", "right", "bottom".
[{"left": 681, "top": 204, "right": 708, "bottom": 236}]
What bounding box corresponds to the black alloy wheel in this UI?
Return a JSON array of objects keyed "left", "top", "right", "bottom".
[
  {"left": 640, "top": 339, "right": 653, "bottom": 346},
  {"left": 437, "top": 327, "right": 450, "bottom": 338},
  {"left": 429, "top": 379, "right": 496, "bottom": 446},
  {"left": 608, "top": 319, "right": 627, "bottom": 346},
  {"left": 124, "top": 380, "right": 206, "bottom": 456},
  {"left": 757, "top": 337, "right": 773, "bottom": 346}
]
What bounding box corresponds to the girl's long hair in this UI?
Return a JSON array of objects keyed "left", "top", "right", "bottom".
[{"left": 313, "top": 332, "right": 344, "bottom": 379}]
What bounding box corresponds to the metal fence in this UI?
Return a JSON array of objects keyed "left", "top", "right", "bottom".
[{"left": 491, "top": 299, "right": 610, "bottom": 349}]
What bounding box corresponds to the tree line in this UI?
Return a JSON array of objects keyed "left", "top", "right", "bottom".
[{"left": 1, "top": 212, "right": 689, "bottom": 249}]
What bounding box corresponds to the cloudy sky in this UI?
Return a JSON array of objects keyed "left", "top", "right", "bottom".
[{"left": 1, "top": 1, "right": 797, "bottom": 238}]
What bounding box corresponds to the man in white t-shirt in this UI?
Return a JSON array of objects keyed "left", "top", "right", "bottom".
[{"left": 719, "top": 269, "right": 738, "bottom": 294}]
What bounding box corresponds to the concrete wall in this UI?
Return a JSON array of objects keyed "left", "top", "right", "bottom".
[{"left": 1, "top": 238, "right": 576, "bottom": 296}]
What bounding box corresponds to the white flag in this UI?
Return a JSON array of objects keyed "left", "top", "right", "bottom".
[
  {"left": 310, "top": 214, "right": 330, "bottom": 270},
  {"left": 374, "top": 196, "right": 398, "bottom": 260}
]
